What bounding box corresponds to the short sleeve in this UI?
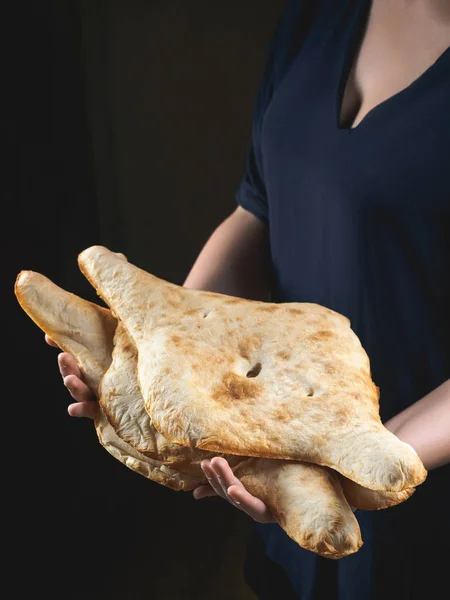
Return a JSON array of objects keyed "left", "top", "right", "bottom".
[{"left": 235, "top": 0, "right": 318, "bottom": 223}]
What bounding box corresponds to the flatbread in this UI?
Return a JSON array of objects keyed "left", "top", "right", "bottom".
[
  {"left": 234, "top": 459, "right": 361, "bottom": 558},
  {"left": 99, "top": 321, "right": 216, "bottom": 474},
  {"left": 95, "top": 409, "right": 203, "bottom": 491},
  {"left": 15, "top": 269, "right": 363, "bottom": 558},
  {"left": 105, "top": 321, "right": 414, "bottom": 510},
  {"left": 339, "top": 476, "right": 414, "bottom": 510},
  {"left": 14, "top": 270, "right": 202, "bottom": 491},
  {"left": 15, "top": 268, "right": 117, "bottom": 394},
  {"left": 78, "top": 246, "right": 427, "bottom": 492},
  {"left": 101, "top": 326, "right": 362, "bottom": 556}
]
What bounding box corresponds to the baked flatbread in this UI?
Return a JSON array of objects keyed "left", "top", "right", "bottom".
[
  {"left": 15, "top": 267, "right": 117, "bottom": 394},
  {"left": 105, "top": 321, "right": 414, "bottom": 510},
  {"left": 234, "top": 459, "right": 360, "bottom": 558},
  {"left": 15, "top": 269, "right": 363, "bottom": 558},
  {"left": 99, "top": 321, "right": 216, "bottom": 474},
  {"left": 78, "top": 246, "right": 427, "bottom": 492},
  {"left": 14, "top": 270, "right": 202, "bottom": 491},
  {"left": 95, "top": 408, "right": 203, "bottom": 491}
]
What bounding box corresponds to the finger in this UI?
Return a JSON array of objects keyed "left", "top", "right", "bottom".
[
  {"left": 201, "top": 460, "right": 228, "bottom": 500},
  {"left": 210, "top": 456, "right": 245, "bottom": 510},
  {"left": 210, "top": 456, "right": 241, "bottom": 489},
  {"left": 58, "top": 353, "right": 83, "bottom": 380},
  {"left": 63, "top": 374, "right": 94, "bottom": 403},
  {"left": 193, "top": 485, "right": 218, "bottom": 500},
  {"left": 227, "top": 485, "right": 275, "bottom": 523},
  {"left": 45, "top": 334, "right": 59, "bottom": 348},
  {"left": 211, "top": 456, "right": 250, "bottom": 510},
  {"left": 58, "top": 353, "right": 95, "bottom": 402},
  {"left": 67, "top": 401, "right": 98, "bottom": 419}
]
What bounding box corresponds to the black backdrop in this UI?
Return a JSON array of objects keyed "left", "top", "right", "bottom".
[
  {"left": 6, "top": 1, "right": 285, "bottom": 598},
  {"left": 6, "top": 3, "right": 450, "bottom": 599}
]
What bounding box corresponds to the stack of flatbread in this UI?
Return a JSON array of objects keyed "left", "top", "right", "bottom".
[{"left": 15, "top": 246, "right": 427, "bottom": 559}]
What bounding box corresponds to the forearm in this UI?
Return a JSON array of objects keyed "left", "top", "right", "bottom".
[
  {"left": 384, "top": 379, "right": 450, "bottom": 471},
  {"left": 183, "top": 206, "right": 271, "bottom": 300}
]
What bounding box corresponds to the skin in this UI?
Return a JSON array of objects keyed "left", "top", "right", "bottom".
[
  {"left": 341, "top": 0, "right": 450, "bottom": 128},
  {"left": 46, "top": 0, "right": 450, "bottom": 523}
]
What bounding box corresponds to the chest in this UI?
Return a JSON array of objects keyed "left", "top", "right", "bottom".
[{"left": 341, "top": 0, "right": 450, "bottom": 128}]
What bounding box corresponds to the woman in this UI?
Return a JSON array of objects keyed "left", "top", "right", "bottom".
[{"left": 46, "top": 0, "right": 450, "bottom": 598}]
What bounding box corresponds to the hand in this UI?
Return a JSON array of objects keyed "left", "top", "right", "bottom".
[
  {"left": 194, "top": 456, "right": 275, "bottom": 523},
  {"left": 45, "top": 334, "right": 98, "bottom": 419}
]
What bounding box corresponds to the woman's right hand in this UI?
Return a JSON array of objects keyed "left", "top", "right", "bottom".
[{"left": 45, "top": 334, "right": 98, "bottom": 419}]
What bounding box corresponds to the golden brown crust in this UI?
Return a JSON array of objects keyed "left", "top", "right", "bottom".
[
  {"left": 94, "top": 409, "right": 203, "bottom": 491},
  {"left": 78, "top": 246, "right": 427, "bottom": 492},
  {"left": 102, "top": 322, "right": 415, "bottom": 512},
  {"left": 14, "top": 270, "right": 202, "bottom": 491},
  {"left": 234, "top": 459, "right": 363, "bottom": 559},
  {"left": 339, "top": 476, "right": 415, "bottom": 510},
  {"left": 98, "top": 322, "right": 215, "bottom": 474},
  {"left": 15, "top": 270, "right": 117, "bottom": 394},
  {"left": 14, "top": 262, "right": 422, "bottom": 558}
]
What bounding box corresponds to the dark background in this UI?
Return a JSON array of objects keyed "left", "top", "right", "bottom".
[{"left": 6, "top": 1, "right": 285, "bottom": 598}]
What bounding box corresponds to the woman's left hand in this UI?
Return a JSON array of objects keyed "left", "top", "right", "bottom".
[{"left": 194, "top": 456, "right": 275, "bottom": 523}]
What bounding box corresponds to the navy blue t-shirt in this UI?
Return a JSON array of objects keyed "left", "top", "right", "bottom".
[{"left": 236, "top": 1, "right": 450, "bottom": 599}]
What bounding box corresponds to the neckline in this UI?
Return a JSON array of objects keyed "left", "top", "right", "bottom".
[{"left": 335, "top": 0, "right": 450, "bottom": 133}]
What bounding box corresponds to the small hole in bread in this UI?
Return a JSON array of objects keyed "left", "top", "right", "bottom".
[
  {"left": 203, "top": 309, "right": 212, "bottom": 318},
  {"left": 246, "top": 363, "right": 262, "bottom": 378},
  {"left": 307, "top": 388, "right": 314, "bottom": 397}
]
